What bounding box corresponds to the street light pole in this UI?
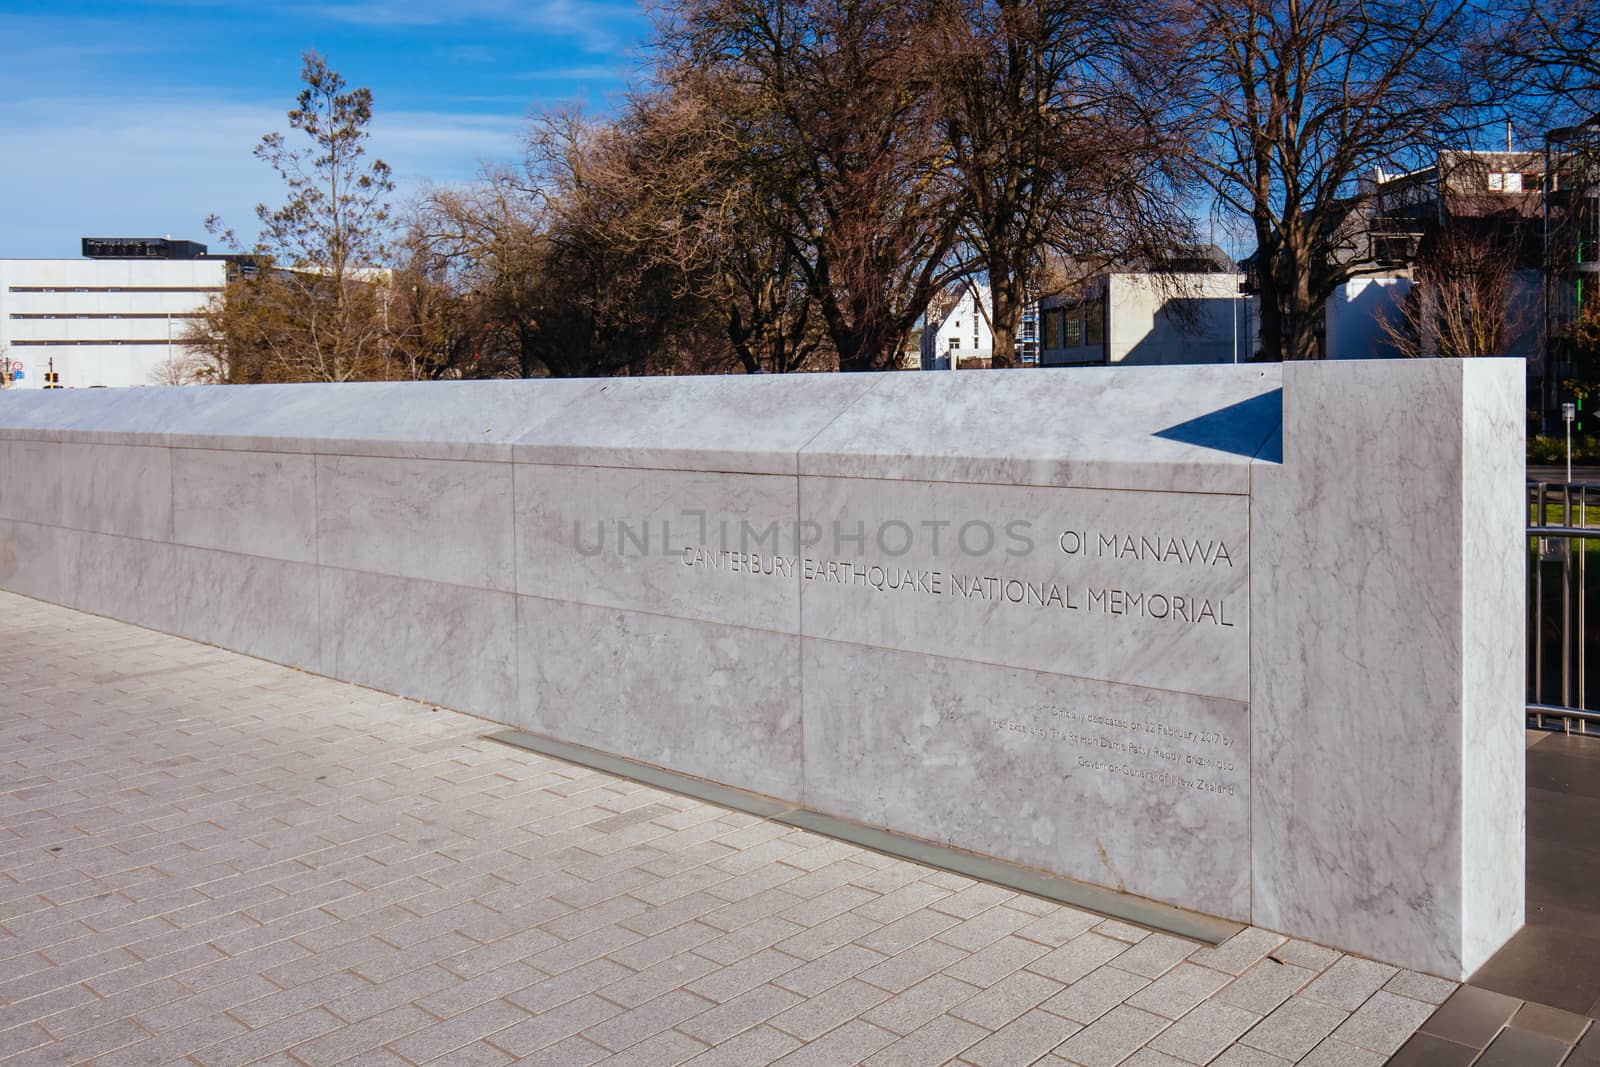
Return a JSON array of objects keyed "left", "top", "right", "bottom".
[{"left": 1565, "top": 402, "right": 1576, "bottom": 483}]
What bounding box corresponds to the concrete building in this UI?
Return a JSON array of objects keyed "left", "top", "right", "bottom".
[
  {"left": 0, "top": 238, "right": 227, "bottom": 390},
  {"left": 1039, "top": 263, "right": 1250, "bottom": 367},
  {"left": 1321, "top": 150, "right": 1545, "bottom": 364},
  {"left": 919, "top": 284, "right": 994, "bottom": 369}
]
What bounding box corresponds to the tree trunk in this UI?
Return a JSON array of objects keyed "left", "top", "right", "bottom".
[
  {"left": 988, "top": 264, "right": 1023, "bottom": 369},
  {"left": 1256, "top": 275, "right": 1285, "bottom": 362}
]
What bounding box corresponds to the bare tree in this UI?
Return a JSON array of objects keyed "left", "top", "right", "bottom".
[
  {"left": 1379, "top": 230, "right": 1530, "bottom": 356},
  {"left": 415, "top": 168, "right": 561, "bottom": 378},
  {"left": 632, "top": 72, "right": 829, "bottom": 373},
  {"left": 1487, "top": 0, "right": 1599, "bottom": 122},
  {"left": 663, "top": 0, "right": 964, "bottom": 371},
  {"left": 1189, "top": 0, "right": 1493, "bottom": 361},
  {"left": 523, "top": 108, "right": 741, "bottom": 376},
  {"left": 930, "top": 0, "right": 1194, "bottom": 366},
  {"left": 147, "top": 348, "right": 215, "bottom": 386},
  {"left": 192, "top": 52, "right": 401, "bottom": 382}
]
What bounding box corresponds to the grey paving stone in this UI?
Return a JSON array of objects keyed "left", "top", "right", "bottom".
[
  {"left": 768, "top": 978, "right": 891, "bottom": 1041},
  {"left": 863, "top": 1014, "right": 988, "bottom": 1066},
  {"left": 1028, "top": 933, "right": 1129, "bottom": 985},
  {"left": 945, "top": 935, "right": 1053, "bottom": 987},
  {"left": 935, "top": 904, "right": 1035, "bottom": 952},
  {"left": 858, "top": 939, "right": 969, "bottom": 993},
  {"left": 1330, "top": 989, "right": 1437, "bottom": 1055},
  {"left": 677, "top": 983, "right": 803, "bottom": 1045},
  {"left": 863, "top": 973, "right": 983, "bottom": 1036},
  {"left": 1271, "top": 940, "right": 1341, "bottom": 972},
  {"left": 1382, "top": 970, "right": 1457, "bottom": 1005},
  {"left": 1012, "top": 908, "right": 1103, "bottom": 948},
  {"left": 682, "top": 1025, "right": 802, "bottom": 1067},
  {"left": 929, "top": 883, "right": 1018, "bottom": 919},
  {"left": 1217, "top": 957, "right": 1317, "bottom": 1015},
  {"left": 766, "top": 1018, "right": 898, "bottom": 1066},
  {"left": 1039, "top": 964, "right": 1151, "bottom": 1025},
  {"left": 581, "top": 988, "right": 717, "bottom": 1051},
  {"left": 857, "top": 907, "right": 962, "bottom": 955},
  {"left": 1127, "top": 962, "right": 1232, "bottom": 1019},
  {"left": 1240, "top": 995, "right": 1350, "bottom": 1061},
  {"left": 772, "top": 944, "right": 888, "bottom": 998},
  {"left": 1188, "top": 927, "right": 1289, "bottom": 977},
  {"left": 1096, "top": 920, "right": 1153, "bottom": 944},
  {"left": 1120, "top": 1050, "right": 1192, "bottom": 1067},
  {"left": 1053, "top": 1004, "right": 1170, "bottom": 1067},
  {"left": 1298, "top": 1035, "right": 1387, "bottom": 1066},
  {"left": 1148, "top": 998, "right": 1261, "bottom": 1063},
  {"left": 963, "top": 1006, "right": 1084, "bottom": 1067},
  {"left": 1211, "top": 1045, "right": 1294, "bottom": 1066},
  {"left": 1299, "top": 956, "right": 1399, "bottom": 1011},
  {"left": 1112, "top": 934, "right": 1199, "bottom": 979},
  {"left": 947, "top": 969, "right": 1064, "bottom": 1030}
]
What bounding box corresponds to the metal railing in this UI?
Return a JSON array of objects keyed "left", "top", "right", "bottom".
[{"left": 1529, "top": 480, "right": 1600, "bottom": 732}]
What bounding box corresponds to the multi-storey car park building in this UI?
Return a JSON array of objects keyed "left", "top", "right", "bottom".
[{"left": 0, "top": 238, "right": 227, "bottom": 390}]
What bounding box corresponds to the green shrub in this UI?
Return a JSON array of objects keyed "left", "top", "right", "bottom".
[{"left": 1529, "top": 433, "right": 1600, "bottom": 464}]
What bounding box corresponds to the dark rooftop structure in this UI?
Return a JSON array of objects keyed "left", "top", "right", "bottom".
[{"left": 80, "top": 236, "right": 208, "bottom": 260}]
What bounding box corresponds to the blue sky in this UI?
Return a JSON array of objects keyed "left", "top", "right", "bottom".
[{"left": 0, "top": 0, "right": 654, "bottom": 257}]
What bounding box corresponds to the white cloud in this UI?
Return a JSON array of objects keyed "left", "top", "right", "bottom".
[
  {"left": 281, "top": 0, "right": 643, "bottom": 52},
  {"left": 509, "top": 64, "right": 634, "bottom": 82},
  {"left": 0, "top": 96, "right": 525, "bottom": 257}
]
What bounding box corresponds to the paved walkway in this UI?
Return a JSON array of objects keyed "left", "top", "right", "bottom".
[{"left": 0, "top": 591, "right": 1455, "bottom": 1066}]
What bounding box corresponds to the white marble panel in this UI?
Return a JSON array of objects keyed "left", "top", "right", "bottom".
[
  {"left": 0, "top": 380, "right": 597, "bottom": 458},
  {"left": 798, "top": 475, "right": 1249, "bottom": 701},
  {"left": 316, "top": 454, "right": 515, "bottom": 591},
  {"left": 0, "top": 385, "right": 179, "bottom": 445},
  {"left": 167, "top": 382, "right": 604, "bottom": 460},
  {"left": 511, "top": 373, "right": 876, "bottom": 475},
  {"left": 65, "top": 529, "right": 176, "bottom": 633},
  {"left": 799, "top": 364, "right": 1283, "bottom": 493},
  {"left": 162, "top": 379, "right": 601, "bottom": 461},
  {"left": 802, "top": 639, "right": 1250, "bottom": 918},
  {"left": 516, "top": 596, "right": 804, "bottom": 800},
  {"left": 1250, "top": 358, "right": 1523, "bottom": 979},
  {"left": 172, "top": 546, "right": 321, "bottom": 671},
  {"left": 0, "top": 519, "right": 70, "bottom": 606},
  {"left": 514, "top": 463, "right": 801, "bottom": 632},
  {"left": 318, "top": 568, "right": 517, "bottom": 718},
  {"left": 1459, "top": 365, "right": 1526, "bottom": 974},
  {"left": 58, "top": 442, "right": 172, "bottom": 541},
  {"left": 0, "top": 439, "right": 64, "bottom": 526},
  {"left": 173, "top": 448, "right": 317, "bottom": 563}
]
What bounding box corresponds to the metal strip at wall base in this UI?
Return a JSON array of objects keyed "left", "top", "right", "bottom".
[{"left": 485, "top": 727, "right": 1244, "bottom": 947}]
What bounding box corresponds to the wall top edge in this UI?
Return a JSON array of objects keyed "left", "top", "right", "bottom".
[{"left": 0, "top": 365, "right": 1286, "bottom": 489}]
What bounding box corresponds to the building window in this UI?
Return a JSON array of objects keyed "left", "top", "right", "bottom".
[
  {"left": 7, "top": 286, "right": 223, "bottom": 294},
  {"left": 1085, "top": 302, "right": 1104, "bottom": 346},
  {"left": 949, "top": 337, "right": 961, "bottom": 349},
  {"left": 1065, "top": 313, "right": 1082, "bottom": 347}
]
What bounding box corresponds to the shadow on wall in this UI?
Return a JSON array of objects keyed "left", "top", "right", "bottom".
[
  {"left": 1326, "top": 278, "right": 1410, "bottom": 359},
  {"left": 1116, "top": 296, "right": 1249, "bottom": 366},
  {"left": 1153, "top": 388, "right": 1283, "bottom": 460}
]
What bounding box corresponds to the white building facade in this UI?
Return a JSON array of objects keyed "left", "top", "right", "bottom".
[
  {"left": 0, "top": 250, "right": 226, "bottom": 390},
  {"left": 919, "top": 285, "right": 994, "bottom": 369},
  {"left": 1040, "top": 272, "right": 1252, "bottom": 366}
]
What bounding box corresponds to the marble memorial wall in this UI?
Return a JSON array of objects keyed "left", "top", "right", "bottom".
[{"left": 0, "top": 360, "right": 1525, "bottom": 979}]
